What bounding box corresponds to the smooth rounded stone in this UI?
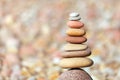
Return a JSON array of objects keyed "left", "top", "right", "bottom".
[
  {"left": 69, "top": 16, "right": 81, "bottom": 21},
  {"left": 63, "top": 43, "right": 88, "bottom": 51},
  {"left": 61, "top": 48, "right": 91, "bottom": 58},
  {"left": 66, "top": 28, "right": 86, "bottom": 36},
  {"left": 65, "top": 36, "right": 87, "bottom": 44},
  {"left": 59, "top": 58, "right": 93, "bottom": 68},
  {"left": 69, "top": 12, "right": 79, "bottom": 17},
  {"left": 58, "top": 68, "right": 92, "bottom": 80},
  {"left": 28, "top": 76, "right": 36, "bottom": 80},
  {"left": 67, "top": 21, "right": 84, "bottom": 28}
]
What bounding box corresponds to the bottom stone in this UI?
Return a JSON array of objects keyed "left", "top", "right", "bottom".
[{"left": 58, "top": 68, "right": 92, "bottom": 80}]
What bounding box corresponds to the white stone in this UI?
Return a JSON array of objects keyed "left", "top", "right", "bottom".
[
  {"left": 69, "top": 16, "right": 81, "bottom": 21},
  {"left": 69, "top": 12, "right": 79, "bottom": 17}
]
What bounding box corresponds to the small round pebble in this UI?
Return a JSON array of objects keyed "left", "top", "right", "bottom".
[
  {"left": 69, "top": 12, "right": 79, "bottom": 17},
  {"left": 58, "top": 68, "right": 92, "bottom": 80}
]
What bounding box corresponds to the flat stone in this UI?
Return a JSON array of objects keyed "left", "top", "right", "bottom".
[
  {"left": 61, "top": 48, "right": 91, "bottom": 58},
  {"left": 69, "top": 12, "right": 79, "bottom": 17},
  {"left": 65, "top": 36, "right": 87, "bottom": 43},
  {"left": 63, "top": 43, "right": 88, "bottom": 51},
  {"left": 59, "top": 58, "right": 93, "bottom": 68},
  {"left": 69, "top": 16, "right": 81, "bottom": 21},
  {"left": 67, "top": 21, "right": 84, "bottom": 28},
  {"left": 66, "top": 28, "right": 86, "bottom": 36}
]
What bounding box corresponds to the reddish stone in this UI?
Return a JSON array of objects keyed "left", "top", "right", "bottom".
[
  {"left": 65, "top": 36, "right": 87, "bottom": 44},
  {"left": 67, "top": 21, "right": 84, "bottom": 28}
]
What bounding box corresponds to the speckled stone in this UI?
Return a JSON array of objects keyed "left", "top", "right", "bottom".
[{"left": 58, "top": 68, "right": 93, "bottom": 80}]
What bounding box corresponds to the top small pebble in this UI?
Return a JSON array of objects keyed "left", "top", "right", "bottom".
[{"left": 69, "top": 12, "right": 79, "bottom": 17}]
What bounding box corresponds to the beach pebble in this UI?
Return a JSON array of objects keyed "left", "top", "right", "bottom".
[
  {"left": 63, "top": 43, "right": 88, "bottom": 51},
  {"left": 69, "top": 16, "right": 81, "bottom": 21},
  {"left": 58, "top": 68, "right": 92, "bottom": 80},
  {"left": 69, "top": 12, "right": 79, "bottom": 17},
  {"left": 4, "top": 54, "right": 20, "bottom": 66},
  {"left": 67, "top": 21, "right": 84, "bottom": 28},
  {"left": 66, "top": 28, "right": 86, "bottom": 36},
  {"left": 21, "top": 67, "right": 31, "bottom": 77},
  {"left": 59, "top": 58, "right": 93, "bottom": 68},
  {"left": 65, "top": 36, "right": 87, "bottom": 44},
  {"left": 61, "top": 48, "right": 91, "bottom": 58},
  {"left": 27, "top": 76, "right": 36, "bottom": 80}
]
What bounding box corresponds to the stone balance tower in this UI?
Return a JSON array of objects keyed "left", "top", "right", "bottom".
[{"left": 58, "top": 12, "right": 93, "bottom": 80}]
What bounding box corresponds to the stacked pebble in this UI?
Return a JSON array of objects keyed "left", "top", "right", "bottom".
[{"left": 58, "top": 13, "right": 93, "bottom": 80}]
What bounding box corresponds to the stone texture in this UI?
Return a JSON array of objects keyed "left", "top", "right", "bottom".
[{"left": 58, "top": 68, "right": 93, "bottom": 80}]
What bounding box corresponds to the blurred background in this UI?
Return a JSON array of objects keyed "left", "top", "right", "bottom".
[{"left": 0, "top": 0, "right": 120, "bottom": 80}]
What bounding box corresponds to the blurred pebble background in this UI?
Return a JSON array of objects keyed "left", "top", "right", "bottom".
[{"left": 0, "top": 0, "right": 120, "bottom": 80}]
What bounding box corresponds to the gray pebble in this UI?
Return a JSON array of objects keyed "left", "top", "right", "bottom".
[
  {"left": 27, "top": 77, "right": 36, "bottom": 80},
  {"left": 69, "top": 12, "right": 79, "bottom": 17},
  {"left": 69, "top": 16, "right": 81, "bottom": 21}
]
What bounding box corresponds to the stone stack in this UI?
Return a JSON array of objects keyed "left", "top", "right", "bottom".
[{"left": 58, "top": 12, "right": 93, "bottom": 80}]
